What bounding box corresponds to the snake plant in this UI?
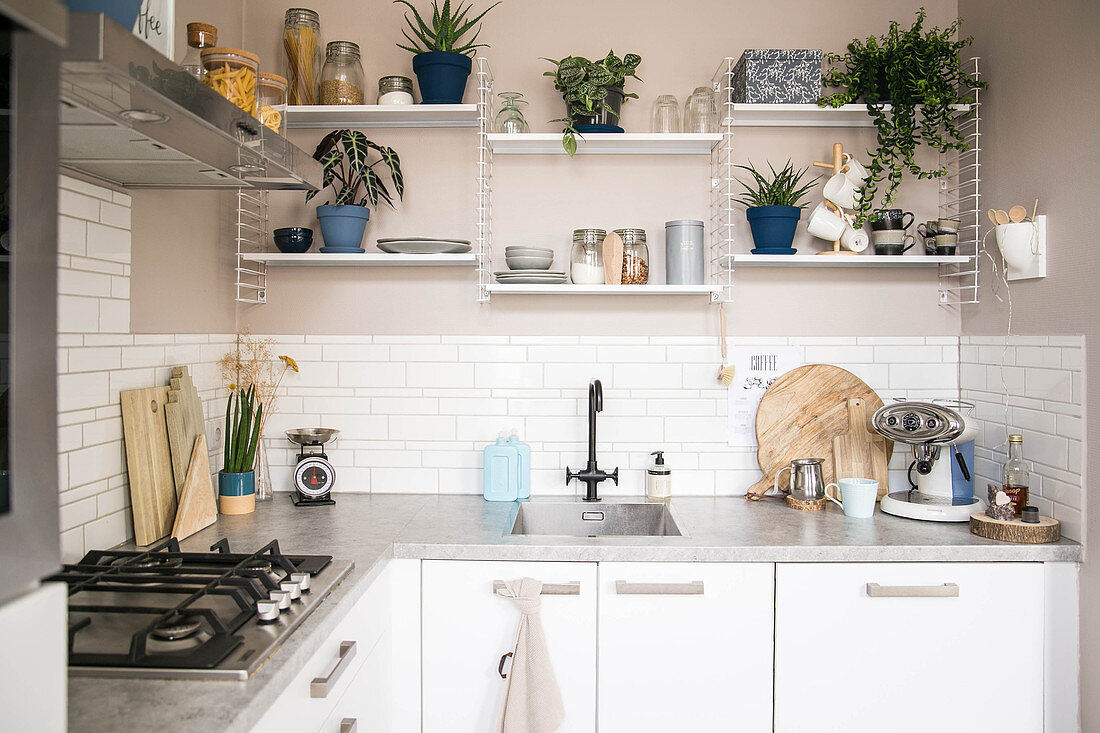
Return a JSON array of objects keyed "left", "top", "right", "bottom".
[
  {"left": 306, "top": 129, "right": 404, "bottom": 208},
  {"left": 394, "top": 0, "right": 500, "bottom": 56},
  {"left": 223, "top": 385, "right": 262, "bottom": 474}
]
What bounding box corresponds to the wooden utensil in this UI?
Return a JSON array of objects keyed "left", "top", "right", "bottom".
[
  {"left": 171, "top": 434, "right": 217, "bottom": 541},
  {"left": 970, "top": 511, "right": 1060, "bottom": 544},
  {"left": 993, "top": 209, "right": 1010, "bottom": 226},
  {"left": 986, "top": 209, "right": 999, "bottom": 226},
  {"left": 121, "top": 386, "right": 177, "bottom": 545},
  {"left": 1008, "top": 205, "right": 1027, "bottom": 223},
  {"left": 602, "top": 231, "right": 623, "bottom": 285},
  {"left": 747, "top": 364, "right": 890, "bottom": 498},
  {"left": 832, "top": 398, "right": 890, "bottom": 500}
]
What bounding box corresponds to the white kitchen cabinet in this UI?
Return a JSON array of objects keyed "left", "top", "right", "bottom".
[
  {"left": 597, "top": 562, "right": 774, "bottom": 733},
  {"left": 774, "top": 562, "right": 1044, "bottom": 733},
  {"left": 319, "top": 630, "right": 392, "bottom": 733},
  {"left": 0, "top": 583, "right": 67, "bottom": 733},
  {"left": 421, "top": 560, "right": 598, "bottom": 733}
]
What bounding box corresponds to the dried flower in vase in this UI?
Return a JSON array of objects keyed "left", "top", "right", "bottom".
[{"left": 218, "top": 330, "right": 300, "bottom": 435}]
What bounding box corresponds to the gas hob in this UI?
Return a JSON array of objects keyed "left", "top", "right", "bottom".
[{"left": 44, "top": 538, "right": 354, "bottom": 680}]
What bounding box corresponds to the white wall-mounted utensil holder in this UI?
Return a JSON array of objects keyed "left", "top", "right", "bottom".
[{"left": 995, "top": 215, "right": 1046, "bottom": 281}]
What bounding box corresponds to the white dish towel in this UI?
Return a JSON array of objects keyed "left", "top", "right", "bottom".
[{"left": 495, "top": 577, "right": 566, "bottom": 733}]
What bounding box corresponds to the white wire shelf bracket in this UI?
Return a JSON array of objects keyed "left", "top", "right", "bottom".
[
  {"left": 285, "top": 104, "right": 480, "bottom": 129},
  {"left": 709, "top": 57, "right": 738, "bottom": 304},
  {"left": 235, "top": 187, "right": 267, "bottom": 304},
  {"left": 475, "top": 56, "right": 494, "bottom": 302}
]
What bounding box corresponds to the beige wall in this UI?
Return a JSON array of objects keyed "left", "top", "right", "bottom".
[
  {"left": 957, "top": 0, "right": 1098, "bottom": 727},
  {"left": 131, "top": 0, "right": 961, "bottom": 335}
]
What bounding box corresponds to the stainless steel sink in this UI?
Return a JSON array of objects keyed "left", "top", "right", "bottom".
[{"left": 508, "top": 502, "right": 683, "bottom": 537}]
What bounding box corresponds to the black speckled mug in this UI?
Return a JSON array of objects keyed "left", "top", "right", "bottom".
[{"left": 869, "top": 209, "right": 915, "bottom": 231}]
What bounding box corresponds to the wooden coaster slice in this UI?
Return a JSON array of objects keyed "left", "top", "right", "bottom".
[{"left": 970, "top": 511, "right": 1061, "bottom": 544}]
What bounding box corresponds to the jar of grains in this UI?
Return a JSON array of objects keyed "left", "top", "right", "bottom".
[
  {"left": 200, "top": 47, "right": 260, "bottom": 116},
  {"left": 570, "top": 228, "right": 606, "bottom": 284},
  {"left": 320, "top": 41, "right": 364, "bottom": 105},
  {"left": 283, "top": 8, "right": 321, "bottom": 105},
  {"left": 614, "top": 228, "right": 649, "bottom": 284},
  {"left": 258, "top": 73, "right": 288, "bottom": 134},
  {"left": 378, "top": 75, "right": 415, "bottom": 104}
]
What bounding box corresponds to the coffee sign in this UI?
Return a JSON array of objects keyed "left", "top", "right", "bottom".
[{"left": 132, "top": 0, "right": 174, "bottom": 61}]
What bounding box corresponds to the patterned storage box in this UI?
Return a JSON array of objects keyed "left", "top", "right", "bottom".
[{"left": 731, "top": 49, "right": 823, "bottom": 104}]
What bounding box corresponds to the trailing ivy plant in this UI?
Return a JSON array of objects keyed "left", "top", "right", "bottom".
[
  {"left": 735, "top": 161, "right": 817, "bottom": 209},
  {"left": 393, "top": 0, "right": 500, "bottom": 56},
  {"left": 306, "top": 129, "right": 404, "bottom": 208},
  {"left": 543, "top": 51, "right": 641, "bottom": 156},
  {"left": 819, "top": 8, "right": 985, "bottom": 224}
]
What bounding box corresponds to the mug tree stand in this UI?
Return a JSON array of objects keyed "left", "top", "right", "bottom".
[{"left": 812, "top": 142, "right": 858, "bottom": 255}]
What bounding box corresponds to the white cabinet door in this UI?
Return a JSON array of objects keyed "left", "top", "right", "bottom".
[
  {"left": 422, "top": 560, "right": 598, "bottom": 733},
  {"left": 775, "top": 562, "right": 1044, "bottom": 733},
  {"left": 319, "top": 630, "right": 392, "bottom": 733},
  {"left": 0, "top": 583, "right": 67, "bottom": 733},
  {"left": 597, "top": 562, "right": 774, "bottom": 733}
]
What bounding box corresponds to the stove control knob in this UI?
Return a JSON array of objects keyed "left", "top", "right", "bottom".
[
  {"left": 291, "top": 572, "right": 312, "bottom": 592},
  {"left": 280, "top": 580, "right": 302, "bottom": 600},
  {"left": 257, "top": 599, "right": 281, "bottom": 622},
  {"left": 269, "top": 589, "right": 292, "bottom": 610}
]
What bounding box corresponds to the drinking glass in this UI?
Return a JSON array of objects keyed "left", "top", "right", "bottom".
[
  {"left": 683, "top": 86, "right": 718, "bottom": 133},
  {"left": 495, "top": 91, "right": 529, "bottom": 134},
  {"left": 651, "top": 94, "right": 680, "bottom": 133}
]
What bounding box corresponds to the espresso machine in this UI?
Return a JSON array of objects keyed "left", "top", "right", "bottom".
[{"left": 871, "top": 400, "right": 983, "bottom": 522}]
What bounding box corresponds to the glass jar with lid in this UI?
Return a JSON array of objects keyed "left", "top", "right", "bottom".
[
  {"left": 320, "top": 41, "right": 364, "bottom": 105},
  {"left": 283, "top": 8, "right": 321, "bottom": 105},
  {"left": 200, "top": 47, "right": 260, "bottom": 116},
  {"left": 614, "top": 227, "right": 649, "bottom": 284},
  {"left": 570, "top": 228, "right": 606, "bottom": 284},
  {"left": 378, "top": 75, "right": 414, "bottom": 104},
  {"left": 258, "top": 73, "right": 288, "bottom": 135},
  {"left": 180, "top": 22, "right": 217, "bottom": 81}
]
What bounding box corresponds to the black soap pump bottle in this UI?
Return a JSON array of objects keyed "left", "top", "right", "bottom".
[{"left": 646, "top": 451, "right": 671, "bottom": 502}]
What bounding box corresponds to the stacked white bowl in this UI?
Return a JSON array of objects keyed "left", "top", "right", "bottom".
[{"left": 505, "top": 246, "right": 554, "bottom": 270}]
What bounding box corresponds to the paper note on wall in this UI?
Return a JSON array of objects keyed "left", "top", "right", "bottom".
[{"left": 727, "top": 346, "right": 801, "bottom": 447}]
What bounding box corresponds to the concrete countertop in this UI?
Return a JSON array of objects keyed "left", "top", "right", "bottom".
[{"left": 68, "top": 493, "right": 1081, "bottom": 732}]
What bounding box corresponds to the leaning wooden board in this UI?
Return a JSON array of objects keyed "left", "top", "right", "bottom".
[
  {"left": 832, "top": 398, "right": 891, "bottom": 500},
  {"left": 121, "top": 386, "right": 177, "bottom": 545},
  {"left": 165, "top": 366, "right": 206, "bottom": 496},
  {"left": 747, "top": 364, "right": 892, "bottom": 498}
]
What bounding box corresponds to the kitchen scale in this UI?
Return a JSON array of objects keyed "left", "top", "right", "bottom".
[{"left": 285, "top": 428, "right": 339, "bottom": 507}]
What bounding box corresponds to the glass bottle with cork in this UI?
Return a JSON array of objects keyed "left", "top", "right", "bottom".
[
  {"left": 180, "top": 22, "right": 217, "bottom": 81},
  {"left": 1002, "top": 434, "right": 1030, "bottom": 516}
]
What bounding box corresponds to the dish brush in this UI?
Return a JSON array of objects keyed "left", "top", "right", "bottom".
[{"left": 717, "top": 307, "right": 735, "bottom": 386}]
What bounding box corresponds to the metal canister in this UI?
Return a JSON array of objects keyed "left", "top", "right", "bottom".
[{"left": 664, "top": 219, "right": 704, "bottom": 285}]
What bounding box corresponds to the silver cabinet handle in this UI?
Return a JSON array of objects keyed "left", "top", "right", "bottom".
[
  {"left": 340, "top": 719, "right": 358, "bottom": 733},
  {"left": 866, "top": 582, "right": 959, "bottom": 598},
  {"left": 615, "top": 581, "right": 704, "bottom": 595},
  {"left": 311, "top": 640, "right": 357, "bottom": 698},
  {"left": 493, "top": 580, "right": 580, "bottom": 596}
]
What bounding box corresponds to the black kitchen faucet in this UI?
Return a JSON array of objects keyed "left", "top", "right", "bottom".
[{"left": 566, "top": 378, "right": 618, "bottom": 501}]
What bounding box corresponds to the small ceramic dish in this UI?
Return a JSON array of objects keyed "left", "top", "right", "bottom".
[{"left": 273, "top": 227, "right": 313, "bottom": 254}]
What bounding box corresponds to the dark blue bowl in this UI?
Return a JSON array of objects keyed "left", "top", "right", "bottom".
[{"left": 273, "top": 227, "right": 313, "bottom": 254}]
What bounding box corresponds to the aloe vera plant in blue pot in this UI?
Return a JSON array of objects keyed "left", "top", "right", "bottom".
[
  {"left": 736, "top": 160, "right": 817, "bottom": 254},
  {"left": 307, "top": 129, "right": 404, "bottom": 252},
  {"left": 394, "top": 0, "right": 499, "bottom": 104},
  {"left": 219, "top": 385, "right": 261, "bottom": 515}
]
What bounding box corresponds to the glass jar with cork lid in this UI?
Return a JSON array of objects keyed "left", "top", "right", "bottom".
[
  {"left": 180, "top": 22, "right": 217, "bottom": 81},
  {"left": 258, "top": 73, "right": 288, "bottom": 135},
  {"left": 320, "top": 41, "right": 365, "bottom": 105},
  {"left": 200, "top": 47, "right": 260, "bottom": 116}
]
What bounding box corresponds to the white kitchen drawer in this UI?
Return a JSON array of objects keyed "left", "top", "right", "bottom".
[
  {"left": 252, "top": 565, "right": 392, "bottom": 732},
  {"left": 774, "top": 562, "right": 1044, "bottom": 733},
  {"left": 597, "top": 562, "right": 774, "bottom": 733},
  {"left": 318, "top": 631, "right": 391, "bottom": 733}
]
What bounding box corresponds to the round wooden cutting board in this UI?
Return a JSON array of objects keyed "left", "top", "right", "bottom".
[{"left": 746, "top": 364, "right": 891, "bottom": 499}]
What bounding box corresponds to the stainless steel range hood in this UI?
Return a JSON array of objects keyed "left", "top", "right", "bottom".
[{"left": 60, "top": 13, "right": 322, "bottom": 190}]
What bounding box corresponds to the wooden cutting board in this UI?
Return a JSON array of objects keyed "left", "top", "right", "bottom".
[
  {"left": 121, "top": 386, "right": 177, "bottom": 545},
  {"left": 832, "top": 398, "right": 891, "bottom": 499},
  {"left": 171, "top": 434, "right": 217, "bottom": 541},
  {"left": 165, "top": 366, "right": 205, "bottom": 497},
  {"left": 747, "top": 364, "right": 891, "bottom": 498}
]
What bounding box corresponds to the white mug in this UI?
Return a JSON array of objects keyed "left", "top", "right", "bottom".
[
  {"left": 823, "top": 172, "right": 862, "bottom": 210},
  {"left": 841, "top": 223, "right": 869, "bottom": 253},
  {"left": 825, "top": 477, "right": 879, "bottom": 518},
  {"left": 807, "top": 201, "right": 848, "bottom": 241},
  {"left": 842, "top": 153, "right": 869, "bottom": 186}
]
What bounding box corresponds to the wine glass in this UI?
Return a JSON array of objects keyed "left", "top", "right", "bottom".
[{"left": 495, "top": 91, "right": 529, "bottom": 134}]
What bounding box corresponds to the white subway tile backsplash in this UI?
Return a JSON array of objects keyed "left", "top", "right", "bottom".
[
  {"left": 85, "top": 223, "right": 131, "bottom": 263},
  {"left": 407, "top": 362, "right": 474, "bottom": 389},
  {"left": 475, "top": 363, "right": 543, "bottom": 389}
]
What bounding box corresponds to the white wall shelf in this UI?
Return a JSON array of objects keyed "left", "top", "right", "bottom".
[
  {"left": 725, "top": 254, "right": 972, "bottom": 268},
  {"left": 487, "top": 133, "right": 722, "bottom": 155},
  {"left": 726, "top": 103, "right": 969, "bottom": 128},
  {"left": 487, "top": 284, "right": 721, "bottom": 299},
  {"left": 286, "top": 104, "right": 480, "bottom": 129},
  {"left": 242, "top": 252, "right": 477, "bottom": 267}
]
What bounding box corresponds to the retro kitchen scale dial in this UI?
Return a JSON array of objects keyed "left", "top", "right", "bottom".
[{"left": 286, "top": 428, "right": 339, "bottom": 507}]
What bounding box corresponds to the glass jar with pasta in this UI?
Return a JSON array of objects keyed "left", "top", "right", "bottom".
[
  {"left": 200, "top": 47, "right": 260, "bottom": 116},
  {"left": 258, "top": 72, "right": 288, "bottom": 135},
  {"left": 283, "top": 8, "right": 322, "bottom": 105}
]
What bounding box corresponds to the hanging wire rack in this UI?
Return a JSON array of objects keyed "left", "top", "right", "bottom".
[
  {"left": 235, "top": 188, "right": 268, "bottom": 304},
  {"left": 475, "top": 56, "right": 494, "bottom": 303},
  {"left": 708, "top": 57, "right": 738, "bottom": 304}
]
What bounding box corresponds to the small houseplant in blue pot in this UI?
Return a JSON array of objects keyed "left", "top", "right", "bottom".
[
  {"left": 736, "top": 160, "right": 817, "bottom": 254},
  {"left": 394, "top": 0, "right": 500, "bottom": 104},
  {"left": 543, "top": 51, "right": 642, "bottom": 156},
  {"left": 219, "top": 385, "right": 262, "bottom": 515},
  {"left": 307, "top": 129, "right": 404, "bottom": 252}
]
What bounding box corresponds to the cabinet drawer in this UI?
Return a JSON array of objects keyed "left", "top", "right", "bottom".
[
  {"left": 775, "top": 562, "right": 1044, "bottom": 733},
  {"left": 318, "top": 631, "right": 391, "bottom": 733}
]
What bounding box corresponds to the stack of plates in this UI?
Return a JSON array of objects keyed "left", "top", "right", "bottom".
[
  {"left": 377, "top": 237, "right": 472, "bottom": 254},
  {"left": 494, "top": 270, "right": 567, "bottom": 284}
]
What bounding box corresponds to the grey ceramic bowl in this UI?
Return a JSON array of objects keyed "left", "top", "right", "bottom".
[
  {"left": 505, "top": 246, "right": 554, "bottom": 256},
  {"left": 506, "top": 255, "right": 554, "bottom": 270}
]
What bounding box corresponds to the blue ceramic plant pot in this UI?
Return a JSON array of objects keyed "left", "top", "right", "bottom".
[
  {"left": 412, "top": 51, "right": 473, "bottom": 104},
  {"left": 746, "top": 205, "right": 802, "bottom": 253},
  {"left": 218, "top": 470, "right": 255, "bottom": 496},
  {"left": 316, "top": 205, "right": 370, "bottom": 252}
]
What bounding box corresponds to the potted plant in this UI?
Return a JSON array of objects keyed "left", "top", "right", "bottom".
[
  {"left": 819, "top": 8, "right": 985, "bottom": 224},
  {"left": 543, "top": 51, "right": 641, "bottom": 156},
  {"left": 306, "top": 129, "right": 404, "bottom": 252},
  {"left": 735, "top": 160, "right": 817, "bottom": 254},
  {"left": 219, "top": 385, "right": 262, "bottom": 515},
  {"left": 394, "top": 0, "right": 500, "bottom": 104}
]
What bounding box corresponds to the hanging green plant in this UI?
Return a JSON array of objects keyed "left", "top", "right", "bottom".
[{"left": 818, "top": 8, "right": 985, "bottom": 224}]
